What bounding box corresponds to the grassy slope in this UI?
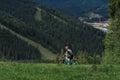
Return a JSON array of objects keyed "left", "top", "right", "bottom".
[
  {"left": 35, "top": 7, "right": 42, "bottom": 21},
  {"left": 0, "top": 62, "right": 120, "bottom": 80},
  {"left": 0, "top": 24, "right": 56, "bottom": 61}
]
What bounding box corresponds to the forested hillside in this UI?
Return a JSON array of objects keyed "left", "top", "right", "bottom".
[
  {"left": 0, "top": 24, "right": 41, "bottom": 60},
  {"left": 36, "top": 0, "right": 108, "bottom": 22},
  {"left": 0, "top": 0, "right": 105, "bottom": 61}
]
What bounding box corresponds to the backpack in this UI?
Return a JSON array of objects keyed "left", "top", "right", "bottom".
[{"left": 67, "top": 50, "right": 73, "bottom": 56}]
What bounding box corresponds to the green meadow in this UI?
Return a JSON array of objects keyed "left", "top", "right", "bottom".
[{"left": 0, "top": 62, "right": 120, "bottom": 80}]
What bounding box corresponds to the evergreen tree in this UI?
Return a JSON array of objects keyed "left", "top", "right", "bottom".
[{"left": 103, "top": 0, "right": 120, "bottom": 64}]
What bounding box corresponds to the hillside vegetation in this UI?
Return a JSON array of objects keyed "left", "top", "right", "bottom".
[
  {"left": 0, "top": 0, "right": 105, "bottom": 61},
  {"left": 0, "top": 24, "right": 41, "bottom": 60}
]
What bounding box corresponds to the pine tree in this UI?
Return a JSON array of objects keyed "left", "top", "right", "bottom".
[{"left": 103, "top": 0, "right": 120, "bottom": 64}]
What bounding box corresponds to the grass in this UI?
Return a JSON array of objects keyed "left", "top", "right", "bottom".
[{"left": 0, "top": 62, "right": 120, "bottom": 80}]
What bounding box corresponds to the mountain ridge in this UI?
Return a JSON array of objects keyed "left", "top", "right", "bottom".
[{"left": 36, "top": 0, "right": 108, "bottom": 22}]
